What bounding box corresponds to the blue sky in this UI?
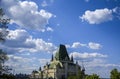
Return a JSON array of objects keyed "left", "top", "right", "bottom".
[{"left": 0, "top": 0, "right": 120, "bottom": 78}]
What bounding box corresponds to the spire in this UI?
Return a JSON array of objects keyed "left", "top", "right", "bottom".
[
  {"left": 70, "top": 55, "right": 74, "bottom": 62},
  {"left": 39, "top": 66, "right": 41, "bottom": 71},
  {"left": 46, "top": 62, "right": 49, "bottom": 69},
  {"left": 51, "top": 54, "right": 53, "bottom": 61},
  {"left": 76, "top": 61, "right": 78, "bottom": 65},
  {"left": 82, "top": 61, "right": 85, "bottom": 72},
  {"left": 55, "top": 44, "right": 70, "bottom": 61}
]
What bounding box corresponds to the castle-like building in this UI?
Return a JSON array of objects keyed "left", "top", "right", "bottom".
[{"left": 31, "top": 44, "right": 85, "bottom": 79}]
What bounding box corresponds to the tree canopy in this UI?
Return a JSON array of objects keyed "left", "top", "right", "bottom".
[
  {"left": 85, "top": 74, "right": 100, "bottom": 79},
  {"left": 0, "top": 8, "right": 11, "bottom": 75},
  {"left": 0, "top": 8, "right": 10, "bottom": 42},
  {"left": 110, "top": 68, "right": 120, "bottom": 79}
]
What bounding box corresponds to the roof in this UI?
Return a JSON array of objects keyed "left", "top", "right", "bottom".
[{"left": 55, "top": 44, "right": 70, "bottom": 61}]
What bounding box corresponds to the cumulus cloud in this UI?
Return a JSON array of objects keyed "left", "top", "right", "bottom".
[
  {"left": 70, "top": 52, "right": 107, "bottom": 59},
  {"left": 5, "top": 55, "right": 40, "bottom": 74},
  {"left": 80, "top": 58, "right": 120, "bottom": 77},
  {"left": 69, "top": 51, "right": 120, "bottom": 78},
  {"left": 65, "top": 44, "right": 71, "bottom": 48},
  {"left": 38, "top": 58, "right": 50, "bottom": 66},
  {"left": 0, "top": 29, "right": 56, "bottom": 54},
  {"left": 5, "top": 55, "right": 52, "bottom": 74},
  {"left": 1, "top": 0, "right": 53, "bottom": 31},
  {"left": 88, "top": 42, "right": 102, "bottom": 50},
  {"left": 80, "top": 8, "right": 113, "bottom": 24},
  {"left": 70, "top": 42, "right": 101, "bottom": 50},
  {"left": 71, "top": 42, "right": 86, "bottom": 48}
]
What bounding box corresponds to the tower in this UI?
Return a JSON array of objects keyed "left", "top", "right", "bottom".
[
  {"left": 51, "top": 54, "right": 54, "bottom": 61},
  {"left": 70, "top": 55, "right": 74, "bottom": 62},
  {"left": 55, "top": 44, "right": 70, "bottom": 61}
]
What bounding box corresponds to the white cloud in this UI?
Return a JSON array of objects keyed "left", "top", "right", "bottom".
[
  {"left": 25, "top": 37, "right": 56, "bottom": 53},
  {"left": 1, "top": 0, "right": 53, "bottom": 31},
  {"left": 88, "top": 42, "right": 102, "bottom": 50},
  {"left": 112, "top": 7, "right": 120, "bottom": 19},
  {"left": 71, "top": 42, "right": 101, "bottom": 50},
  {"left": 5, "top": 55, "right": 52, "bottom": 74},
  {"left": 38, "top": 58, "right": 50, "bottom": 66},
  {"left": 103, "top": 64, "right": 120, "bottom": 67},
  {"left": 5, "top": 55, "right": 39, "bottom": 74},
  {"left": 7, "top": 55, "right": 32, "bottom": 63},
  {"left": 65, "top": 44, "right": 71, "bottom": 48},
  {"left": 46, "top": 27, "right": 54, "bottom": 32},
  {"left": 0, "top": 29, "right": 57, "bottom": 54},
  {"left": 70, "top": 52, "right": 107, "bottom": 59},
  {"left": 84, "top": 59, "right": 120, "bottom": 78},
  {"left": 71, "top": 42, "right": 86, "bottom": 48},
  {"left": 80, "top": 8, "right": 113, "bottom": 24},
  {"left": 75, "top": 57, "right": 120, "bottom": 78}
]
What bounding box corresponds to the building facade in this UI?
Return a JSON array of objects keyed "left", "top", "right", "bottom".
[{"left": 31, "top": 44, "right": 85, "bottom": 79}]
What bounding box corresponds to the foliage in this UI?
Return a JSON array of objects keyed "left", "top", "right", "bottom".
[
  {"left": 85, "top": 74, "right": 100, "bottom": 79},
  {"left": 0, "top": 8, "right": 5, "bottom": 17},
  {"left": 68, "top": 75, "right": 77, "bottom": 79},
  {"left": 0, "top": 49, "right": 9, "bottom": 74},
  {"left": 0, "top": 73, "right": 15, "bottom": 79},
  {"left": 110, "top": 68, "right": 120, "bottom": 79},
  {"left": 0, "top": 49, "right": 8, "bottom": 63},
  {"left": 68, "top": 69, "right": 85, "bottom": 79},
  {"left": 0, "top": 8, "right": 10, "bottom": 42},
  {"left": 0, "top": 8, "right": 12, "bottom": 76}
]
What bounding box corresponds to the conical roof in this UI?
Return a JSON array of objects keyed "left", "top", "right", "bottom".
[{"left": 55, "top": 44, "right": 70, "bottom": 61}]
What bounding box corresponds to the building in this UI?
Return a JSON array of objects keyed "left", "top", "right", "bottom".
[{"left": 31, "top": 44, "right": 85, "bottom": 79}]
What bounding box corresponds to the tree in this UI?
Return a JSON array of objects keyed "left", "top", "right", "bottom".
[
  {"left": 0, "top": 8, "right": 11, "bottom": 76},
  {"left": 0, "top": 49, "right": 9, "bottom": 74},
  {"left": 110, "top": 68, "right": 120, "bottom": 79},
  {"left": 85, "top": 74, "right": 100, "bottom": 79},
  {"left": 0, "top": 8, "right": 10, "bottom": 42},
  {"left": 68, "top": 68, "right": 85, "bottom": 79}
]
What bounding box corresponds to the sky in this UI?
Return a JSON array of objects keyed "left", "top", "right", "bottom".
[{"left": 0, "top": 0, "right": 120, "bottom": 78}]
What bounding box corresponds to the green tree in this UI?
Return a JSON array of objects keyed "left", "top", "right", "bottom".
[
  {"left": 77, "top": 69, "right": 83, "bottom": 79},
  {"left": 85, "top": 74, "right": 100, "bottom": 79},
  {"left": 68, "top": 75, "right": 77, "bottom": 79},
  {"left": 0, "top": 49, "right": 9, "bottom": 74},
  {"left": 68, "top": 69, "right": 85, "bottom": 79},
  {"left": 0, "top": 8, "right": 10, "bottom": 42},
  {"left": 110, "top": 68, "right": 120, "bottom": 79},
  {"left": 0, "top": 8, "right": 11, "bottom": 75}
]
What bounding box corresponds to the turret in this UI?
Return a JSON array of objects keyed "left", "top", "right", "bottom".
[{"left": 39, "top": 66, "right": 41, "bottom": 71}]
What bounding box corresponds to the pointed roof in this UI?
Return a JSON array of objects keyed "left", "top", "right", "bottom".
[
  {"left": 70, "top": 55, "right": 74, "bottom": 62},
  {"left": 55, "top": 44, "right": 70, "bottom": 61},
  {"left": 51, "top": 54, "right": 54, "bottom": 61}
]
